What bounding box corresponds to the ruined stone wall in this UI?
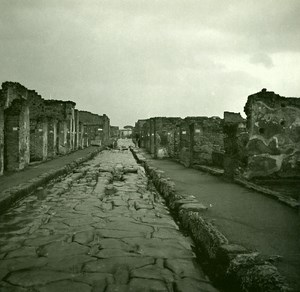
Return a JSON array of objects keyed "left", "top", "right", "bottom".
[
  {"left": 0, "top": 82, "right": 110, "bottom": 175},
  {"left": 152, "top": 117, "right": 181, "bottom": 159},
  {"left": 133, "top": 119, "right": 147, "bottom": 146},
  {"left": 176, "top": 117, "right": 224, "bottom": 167},
  {"left": 178, "top": 119, "right": 192, "bottom": 167},
  {"left": 223, "top": 112, "right": 248, "bottom": 178},
  {"left": 191, "top": 117, "right": 224, "bottom": 166},
  {"left": 28, "top": 91, "right": 48, "bottom": 161},
  {"left": 0, "top": 83, "right": 30, "bottom": 171},
  {"left": 47, "top": 118, "right": 58, "bottom": 158},
  {"left": 0, "top": 106, "right": 4, "bottom": 175},
  {"left": 79, "top": 111, "right": 110, "bottom": 145},
  {"left": 110, "top": 126, "right": 119, "bottom": 138},
  {"left": 4, "top": 99, "right": 30, "bottom": 171},
  {"left": 142, "top": 120, "right": 150, "bottom": 150},
  {"left": 244, "top": 89, "right": 300, "bottom": 179},
  {"left": 30, "top": 119, "right": 48, "bottom": 161},
  {"left": 44, "top": 100, "right": 68, "bottom": 155},
  {"left": 149, "top": 118, "right": 155, "bottom": 155}
]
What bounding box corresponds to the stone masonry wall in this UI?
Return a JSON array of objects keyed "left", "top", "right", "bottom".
[
  {"left": 1, "top": 83, "right": 30, "bottom": 171},
  {"left": 0, "top": 106, "right": 4, "bottom": 175},
  {"left": 79, "top": 111, "right": 110, "bottom": 146},
  {"left": 0, "top": 82, "right": 111, "bottom": 175},
  {"left": 178, "top": 117, "right": 224, "bottom": 167},
  {"left": 179, "top": 119, "right": 192, "bottom": 167},
  {"left": 142, "top": 119, "right": 150, "bottom": 150},
  {"left": 190, "top": 117, "right": 224, "bottom": 167},
  {"left": 151, "top": 117, "right": 181, "bottom": 159},
  {"left": 244, "top": 89, "right": 300, "bottom": 179},
  {"left": 223, "top": 112, "right": 248, "bottom": 178}
]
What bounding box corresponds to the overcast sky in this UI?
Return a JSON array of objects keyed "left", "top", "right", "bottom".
[{"left": 1, "top": 0, "right": 299, "bottom": 127}]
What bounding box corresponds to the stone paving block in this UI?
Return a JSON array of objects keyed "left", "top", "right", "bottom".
[
  {"left": 0, "top": 256, "right": 48, "bottom": 272},
  {"left": 83, "top": 257, "right": 155, "bottom": 273},
  {"left": 5, "top": 246, "right": 37, "bottom": 258},
  {"left": 46, "top": 254, "right": 96, "bottom": 272},
  {"left": 37, "top": 280, "right": 92, "bottom": 292},
  {"left": 75, "top": 272, "right": 113, "bottom": 286},
  {"left": 165, "top": 258, "right": 207, "bottom": 280},
  {"left": 6, "top": 270, "right": 74, "bottom": 287},
  {"left": 174, "top": 278, "right": 219, "bottom": 292},
  {"left": 122, "top": 238, "right": 194, "bottom": 258},
  {"left": 0, "top": 148, "right": 217, "bottom": 291},
  {"left": 106, "top": 284, "right": 129, "bottom": 292},
  {"left": 37, "top": 242, "right": 89, "bottom": 258},
  {"left": 131, "top": 265, "right": 174, "bottom": 282},
  {"left": 73, "top": 230, "right": 95, "bottom": 245},
  {"left": 128, "top": 278, "right": 168, "bottom": 292}
]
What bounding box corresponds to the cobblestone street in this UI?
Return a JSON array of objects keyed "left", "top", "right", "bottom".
[{"left": 0, "top": 141, "right": 217, "bottom": 291}]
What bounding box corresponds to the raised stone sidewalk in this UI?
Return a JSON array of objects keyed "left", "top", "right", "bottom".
[
  {"left": 0, "top": 146, "right": 102, "bottom": 212},
  {"left": 0, "top": 148, "right": 218, "bottom": 291}
]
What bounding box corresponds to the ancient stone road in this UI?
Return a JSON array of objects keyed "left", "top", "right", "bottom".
[{"left": 0, "top": 144, "right": 218, "bottom": 291}]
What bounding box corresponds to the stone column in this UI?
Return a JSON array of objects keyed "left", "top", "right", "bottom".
[
  {"left": 150, "top": 118, "right": 155, "bottom": 155},
  {"left": 57, "top": 120, "right": 67, "bottom": 155},
  {"left": 179, "top": 120, "right": 191, "bottom": 167},
  {"left": 29, "top": 118, "right": 48, "bottom": 162},
  {"left": 223, "top": 112, "right": 247, "bottom": 178},
  {"left": 4, "top": 100, "right": 30, "bottom": 171},
  {"left": 47, "top": 118, "right": 57, "bottom": 159},
  {"left": 0, "top": 107, "right": 4, "bottom": 175},
  {"left": 74, "top": 110, "right": 79, "bottom": 150}
]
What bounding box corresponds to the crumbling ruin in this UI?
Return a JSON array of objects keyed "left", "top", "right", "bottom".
[{"left": 0, "top": 82, "right": 111, "bottom": 175}]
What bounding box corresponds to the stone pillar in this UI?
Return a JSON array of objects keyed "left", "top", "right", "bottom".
[
  {"left": 47, "top": 118, "right": 57, "bottom": 159},
  {"left": 150, "top": 118, "right": 155, "bottom": 155},
  {"left": 78, "top": 122, "right": 84, "bottom": 148},
  {"left": 0, "top": 107, "right": 4, "bottom": 175},
  {"left": 83, "top": 125, "right": 89, "bottom": 147},
  {"left": 57, "top": 120, "right": 67, "bottom": 154},
  {"left": 179, "top": 121, "right": 191, "bottom": 167},
  {"left": 173, "top": 125, "right": 180, "bottom": 160},
  {"left": 4, "top": 100, "right": 30, "bottom": 171},
  {"left": 74, "top": 110, "right": 79, "bottom": 150},
  {"left": 223, "top": 112, "right": 247, "bottom": 178},
  {"left": 30, "top": 118, "right": 48, "bottom": 162}
]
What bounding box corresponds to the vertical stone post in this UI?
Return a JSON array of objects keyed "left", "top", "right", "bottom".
[
  {"left": 30, "top": 118, "right": 48, "bottom": 161},
  {"left": 47, "top": 118, "right": 57, "bottom": 159},
  {"left": 74, "top": 109, "right": 79, "bottom": 150},
  {"left": 223, "top": 112, "right": 246, "bottom": 178},
  {"left": 179, "top": 120, "right": 191, "bottom": 167},
  {"left": 4, "top": 100, "right": 30, "bottom": 171},
  {"left": 79, "top": 122, "right": 84, "bottom": 148},
  {"left": 150, "top": 118, "right": 155, "bottom": 155},
  {"left": 0, "top": 107, "right": 4, "bottom": 175},
  {"left": 57, "top": 120, "right": 67, "bottom": 154}
]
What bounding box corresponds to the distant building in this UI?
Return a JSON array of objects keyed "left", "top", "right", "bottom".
[{"left": 119, "top": 126, "right": 133, "bottom": 138}]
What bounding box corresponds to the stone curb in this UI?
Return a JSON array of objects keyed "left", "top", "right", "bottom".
[
  {"left": 0, "top": 147, "right": 103, "bottom": 213},
  {"left": 192, "top": 164, "right": 298, "bottom": 211},
  {"left": 234, "top": 177, "right": 299, "bottom": 210},
  {"left": 131, "top": 147, "right": 290, "bottom": 292},
  {"left": 193, "top": 164, "right": 224, "bottom": 176}
]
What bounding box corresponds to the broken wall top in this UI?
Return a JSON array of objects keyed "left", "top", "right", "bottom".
[{"left": 1, "top": 82, "right": 29, "bottom": 108}]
